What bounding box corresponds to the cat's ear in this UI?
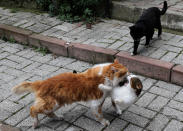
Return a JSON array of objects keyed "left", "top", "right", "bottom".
[
  {"left": 129, "top": 25, "right": 135, "bottom": 31},
  {"left": 111, "top": 66, "right": 118, "bottom": 73},
  {"left": 114, "top": 59, "right": 119, "bottom": 64}
]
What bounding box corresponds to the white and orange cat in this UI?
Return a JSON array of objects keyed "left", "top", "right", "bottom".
[{"left": 12, "top": 59, "right": 128, "bottom": 128}]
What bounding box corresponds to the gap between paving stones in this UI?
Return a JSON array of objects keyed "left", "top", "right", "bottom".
[{"left": 0, "top": 24, "right": 183, "bottom": 86}]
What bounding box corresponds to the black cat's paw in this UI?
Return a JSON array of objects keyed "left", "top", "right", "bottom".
[{"left": 131, "top": 52, "right": 137, "bottom": 56}]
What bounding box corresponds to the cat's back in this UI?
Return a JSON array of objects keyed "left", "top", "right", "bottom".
[{"left": 139, "top": 7, "right": 160, "bottom": 22}]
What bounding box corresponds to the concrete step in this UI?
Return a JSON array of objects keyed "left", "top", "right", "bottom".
[{"left": 111, "top": 0, "right": 183, "bottom": 32}]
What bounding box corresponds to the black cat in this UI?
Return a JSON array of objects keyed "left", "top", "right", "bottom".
[{"left": 129, "top": 1, "right": 168, "bottom": 55}]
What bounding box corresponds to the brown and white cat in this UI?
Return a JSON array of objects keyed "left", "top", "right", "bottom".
[
  {"left": 12, "top": 59, "right": 128, "bottom": 128},
  {"left": 99, "top": 74, "right": 143, "bottom": 115}
]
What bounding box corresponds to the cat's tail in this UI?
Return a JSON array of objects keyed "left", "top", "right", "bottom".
[
  {"left": 160, "top": 1, "right": 168, "bottom": 15},
  {"left": 12, "top": 81, "right": 41, "bottom": 95}
]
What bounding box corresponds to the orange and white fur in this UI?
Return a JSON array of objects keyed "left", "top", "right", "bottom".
[
  {"left": 99, "top": 74, "right": 143, "bottom": 115},
  {"left": 12, "top": 60, "right": 128, "bottom": 128}
]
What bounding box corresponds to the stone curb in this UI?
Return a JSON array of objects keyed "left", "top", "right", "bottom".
[
  {"left": 68, "top": 43, "right": 118, "bottom": 63},
  {"left": 116, "top": 51, "right": 175, "bottom": 82},
  {"left": 0, "top": 24, "right": 182, "bottom": 86},
  {"left": 171, "top": 65, "right": 183, "bottom": 86},
  {"left": 112, "top": 1, "right": 183, "bottom": 32}
]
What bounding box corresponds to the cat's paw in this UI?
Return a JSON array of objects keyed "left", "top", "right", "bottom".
[
  {"left": 33, "top": 121, "right": 39, "bottom": 129},
  {"left": 131, "top": 52, "right": 135, "bottom": 56},
  {"left": 101, "top": 119, "right": 110, "bottom": 126}
]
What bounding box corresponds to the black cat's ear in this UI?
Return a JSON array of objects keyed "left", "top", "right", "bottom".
[
  {"left": 129, "top": 26, "right": 135, "bottom": 30},
  {"left": 73, "top": 70, "right": 77, "bottom": 73}
]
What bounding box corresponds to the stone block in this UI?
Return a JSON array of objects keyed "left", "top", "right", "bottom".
[
  {"left": 171, "top": 65, "right": 183, "bottom": 86},
  {"left": 68, "top": 43, "right": 118, "bottom": 64},
  {"left": 29, "top": 34, "right": 68, "bottom": 57},
  {"left": 116, "top": 51, "right": 174, "bottom": 81},
  {"left": 0, "top": 24, "right": 32, "bottom": 44}
]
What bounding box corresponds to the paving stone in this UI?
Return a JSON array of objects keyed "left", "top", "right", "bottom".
[
  {"left": 5, "top": 105, "right": 31, "bottom": 126},
  {"left": 54, "top": 23, "right": 75, "bottom": 32},
  {"left": 27, "top": 126, "right": 53, "bottom": 131},
  {"left": 30, "top": 54, "right": 53, "bottom": 63},
  {"left": 38, "top": 64, "right": 59, "bottom": 72},
  {"left": 118, "top": 42, "right": 133, "bottom": 51},
  {"left": 55, "top": 121, "right": 69, "bottom": 131},
  {"left": 164, "top": 120, "right": 183, "bottom": 131},
  {"left": 108, "top": 40, "right": 125, "bottom": 49},
  {"left": 169, "top": 35, "right": 183, "bottom": 43},
  {"left": 0, "top": 123, "right": 21, "bottom": 131},
  {"left": 2, "top": 46, "right": 20, "bottom": 53},
  {"left": 0, "top": 108, "right": 12, "bottom": 121},
  {"left": 91, "top": 42, "right": 110, "bottom": 48},
  {"left": 0, "top": 72, "right": 16, "bottom": 82},
  {"left": 13, "top": 20, "right": 29, "bottom": 27},
  {"left": 18, "top": 93, "right": 34, "bottom": 105},
  {"left": 135, "top": 92, "right": 156, "bottom": 107},
  {"left": 167, "top": 100, "right": 183, "bottom": 112},
  {"left": 22, "top": 62, "right": 42, "bottom": 73},
  {"left": 120, "top": 111, "right": 149, "bottom": 127},
  {"left": 16, "top": 49, "right": 38, "bottom": 59},
  {"left": 63, "top": 105, "right": 88, "bottom": 122},
  {"left": 0, "top": 99, "right": 24, "bottom": 113},
  {"left": 161, "top": 45, "right": 182, "bottom": 53},
  {"left": 20, "top": 21, "right": 35, "bottom": 28},
  {"left": 173, "top": 53, "right": 183, "bottom": 65},
  {"left": 149, "top": 49, "right": 167, "bottom": 59},
  {"left": 64, "top": 126, "right": 84, "bottom": 131},
  {"left": 155, "top": 80, "right": 182, "bottom": 92},
  {"left": 128, "top": 105, "right": 156, "bottom": 119},
  {"left": 74, "top": 116, "right": 104, "bottom": 131},
  {"left": 48, "top": 56, "right": 76, "bottom": 67},
  {"left": 66, "top": 61, "right": 92, "bottom": 72},
  {"left": 0, "top": 52, "right": 11, "bottom": 59},
  {"left": 149, "top": 86, "right": 176, "bottom": 98},
  {"left": 0, "top": 88, "right": 12, "bottom": 101},
  {"left": 96, "top": 39, "right": 116, "bottom": 44},
  {"left": 160, "top": 52, "right": 178, "bottom": 62},
  {"left": 17, "top": 116, "right": 34, "bottom": 130},
  {"left": 142, "top": 78, "right": 157, "bottom": 91},
  {"left": 124, "top": 124, "right": 142, "bottom": 131},
  {"left": 162, "top": 107, "right": 183, "bottom": 121},
  {"left": 104, "top": 118, "right": 128, "bottom": 131},
  {"left": 41, "top": 117, "right": 65, "bottom": 130},
  {"left": 3, "top": 68, "right": 24, "bottom": 77},
  {"left": 27, "top": 23, "right": 50, "bottom": 33},
  {"left": 174, "top": 89, "right": 183, "bottom": 102},
  {"left": 148, "top": 96, "right": 169, "bottom": 111},
  {"left": 146, "top": 114, "right": 169, "bottom": 131}
]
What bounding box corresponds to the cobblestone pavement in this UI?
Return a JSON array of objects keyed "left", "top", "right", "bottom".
[
  {"left": 0, "top": 39, "right": 183, "bottom": 131},
  {"left": 0, "top": 7, "right": 183, "bottom": 65}
]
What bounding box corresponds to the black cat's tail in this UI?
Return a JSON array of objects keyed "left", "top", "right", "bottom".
[{"left": 160, "top": 1, "right": 168, "bottom": 15}]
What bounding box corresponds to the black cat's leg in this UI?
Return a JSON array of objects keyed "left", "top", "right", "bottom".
[
  {"left": 132, "top": 41, "right": 140, "bottom": 55},
  {"left": 105, "top": 0, "right": 111, "bottom": 18},
  {"left": 150, "top": 29, "right": 155, "bottom": 40},
  {"left": 145, "top": 36, "right": 151, "bottom": 47},
  {"left": 157, "top": 20, "right": 162, "bottom": 37}
]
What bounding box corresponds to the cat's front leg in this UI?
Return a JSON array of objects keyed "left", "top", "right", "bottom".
[
  {"left": 98, "top": 84, "right": 112, "bottom": 91},
  {"left": 111, "top": 99, "right": 122, "bottom": 115}
]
